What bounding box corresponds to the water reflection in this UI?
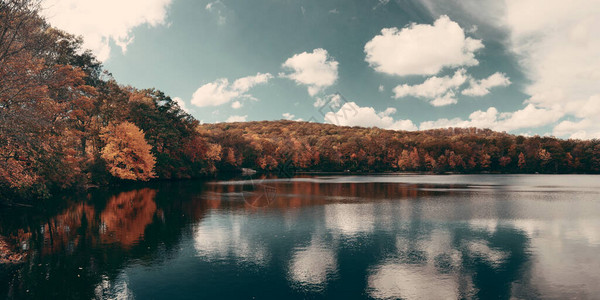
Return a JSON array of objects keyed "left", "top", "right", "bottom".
[
  {"left": 193, "top": 214, "right": 268, "bottom": 265},
  {"left": 1, "top": 175, "right": 600, "bottom": 299},
  {"left": 325, "top": 203, "right": 375, "bottom": 236},
  {"left": 288, "top": 237, "right": 337, "bottom": 290},
  {"left": 100, "top": 189, "right": 157, "bottom": 248}
]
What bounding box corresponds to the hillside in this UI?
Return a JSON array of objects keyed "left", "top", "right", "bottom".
[
  {"left": 2, "top": 1, "right": 600, "bottom": 203},
  {"left": 198, "top": 120, "right": 600, "bottom": 174}
]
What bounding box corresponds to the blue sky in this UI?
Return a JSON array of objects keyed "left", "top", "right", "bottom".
[{"left": 42, "top": 0, "right": 600, "bottom": 139}]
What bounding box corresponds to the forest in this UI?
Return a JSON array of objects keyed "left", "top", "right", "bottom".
[
  {"left": 2, "top": 0, "right": 600, "bottom": 202},
  {"left": 199, "top": 121, "right": 600, "bottom": 175}
]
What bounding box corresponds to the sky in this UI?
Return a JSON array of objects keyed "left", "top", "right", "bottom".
[{"left": 40, "top": 0, "right": 600, "bottom": 139}]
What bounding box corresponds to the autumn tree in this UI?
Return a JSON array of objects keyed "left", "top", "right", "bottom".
[
  {"left": 0, "top": 1, "right": 94, "bottom": 196},
  {"left": 518, "top": 152, "right": 526, "bottom": 171},
  {"left": 397, "top": 149, "right": 411, "bottom": 170},
  {"left": 100, "top": 122, "right": 156, "bottom": 181}
]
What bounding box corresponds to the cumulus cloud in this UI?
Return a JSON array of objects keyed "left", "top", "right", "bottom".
[
  {"left": 421, "top": 0, "right": 600, "bottom": 138},
  {"left": 419, "top": 104, "right": 563, "bottom": 132},
  {"left": 191, "top": 73, "right": 273, "bottom": 107},
  {"left": 282, "top": 112, "right": 295, "bottom": 120},
  {"left": 393, "top": 69, "right": 468, "bottom": 106},
  {"left": 364, "top": 15, "right": 483, "bottom": 76},
  {"left": 392, "top": 69, "right": 510, "bottom": 106},
  {"left": 314, "top": 93, "right": 343, "bottom": 108},
  {"left": 504, "top": 0, "right": 600, "bottom": 138},
  {"left": 430, "top": 91, "right": 458, "bottom": 107},
  {"left": 231, "top": 101, "right": 242, "bottom": 109},
  {"left": 462, "top": 72, "right": 511, "bottom": 96},
  {"left": 552, "top": 120, "right": 595, "bottom": 139},
  {"left": 324, "top": 102, "right": 417, "bottom": 131},
  {"left": 281, "top": 48, "right": 339, "bottom": 96},
  {"left": 191, "top": 79, "right": 238, "bottom": 107},
  {"left": 225, "top": 115, "right": 247, "bottom": 122},
  {"left": 41, "top": 0, "right": 172, "bottom": 61},
  {"left": 378, "top": 107, "right": 397, "bottom": 118}
]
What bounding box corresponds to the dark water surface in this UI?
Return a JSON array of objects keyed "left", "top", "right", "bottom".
[{"left": 1, "top": 175, "right": 600, "bottom": 299}]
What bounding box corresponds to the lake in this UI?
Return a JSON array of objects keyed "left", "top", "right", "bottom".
[{"left": 1, "top": 174, "right": 600, "bottom": 299}]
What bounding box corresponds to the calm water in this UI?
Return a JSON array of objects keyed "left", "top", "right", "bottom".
[{"left": 2, "top": 175, "right": 600, "bottom": 299}]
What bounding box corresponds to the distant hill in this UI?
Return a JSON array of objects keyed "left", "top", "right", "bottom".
[{"left": 198, "top": 120, "right": 600, "bottom": 174}]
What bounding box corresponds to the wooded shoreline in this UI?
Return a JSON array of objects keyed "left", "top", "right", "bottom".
[{"left": 2, "top": 1, "right": 600, "bottom": 203}]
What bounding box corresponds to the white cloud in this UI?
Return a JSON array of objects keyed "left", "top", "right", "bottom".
[
  {"left": 314, "top": 93, "right": 343, "bottom": 108},
  {"left": 462, "top": 72, "right": 511, "bottom": 96},
  {"left": 430, "top": 91, "right": 458, "bottom": 107},
  {"left": 231, "top": 101, "right": 242, "bottom": 109},
  {"left": 225, "top": 115, "right": 247, "bottom": 122},
  {"left": 172, "top": 97, "right": 189, "bottom": 113},
  {"left": 501, "top": 103, "right": 563, "bottom": 131},
  {"left": 364, "top": 15, "right": 483, "bottom": 76},
  {"left": 191, "top": 73, "right": 273, "bottom": 107},
  {"left": 281, "top": 48, "right": 339, "bottom": 96},
  {"left": 282, "top": 112, "right": 295, "bottom": 120},
  {"left": 553, "top": 119, "right": 595, "bottom": 139},
  {"left": 378, "top": 85, "right": 385, "bottom": 92},
  {"left": 420, "top": 107, "right": 499, "bottom": 131},
  {"left": 191, "top": 79, "right": 238, "bottom": 107},
  {"left": 392, "top": 69, "right": 510, "bottom": 106},
  {"left": 231, "top": 73, "right": 273, "bottom": 92},
  {"left": 324, "top": 102, "right": 417, "bottom": 131},
  {"left": 378, "top": 107, "right": 397, "bottom": 118},
  {"left": 41, "top": 0, "right": 172, "bottom": 61},
  {"left": 419, "top": 104, "right": 563, "bottom": 132},
  {"left": 422, "top": 0, "right": 600, "bottom": 138},
  {"left": 393, "top": 69, "right": 468, "bottom": 106}
]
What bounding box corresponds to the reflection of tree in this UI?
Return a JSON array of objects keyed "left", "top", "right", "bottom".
[
  {"left": 100, "top": 188, "right": 157, "bottom": 248},
  {"left": 204, "top": 179, "right": 442, "bottom": 211},
  {"left": 41, "top": 202, "right": 97, "bottom": 255},
  {"left": 0, "top": 185, "right": 202, "bottom": 299},
  {"left": 0, "top": 234, "right": 27, "bottom": 264},
  {"left": 2, "top": 179, "right": 549, "bottom": 299}
]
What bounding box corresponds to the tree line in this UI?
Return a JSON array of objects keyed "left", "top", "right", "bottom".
[
  {"left": 199, "top": 120, "right": 600, "bottom": 175},
  {"left": 1, "top": 0, "right": 599, "bottom": 202}
]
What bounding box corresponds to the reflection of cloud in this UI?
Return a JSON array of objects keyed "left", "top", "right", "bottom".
[
  {"left": 510, "top": 219, "right": 600, "bottom": 298},
  {"left": 369, "top": 229, "right": 464, "bottom": 299},
  {"left": 288, "top": 238, "right": 336, "bottom": 290},
  {"left": 193, "top": 214, "right": 267, "bottom": 265},
  {"left": 467, "top": 240, "right": 508, "bottom": 267},
  {"left": 468, "top": 219, "right": 498, "bottom": 234},
  {"left": 325, "top": 203, "right": 375, "bottom": 236},
  {"left": 368, "top": 262, "right": 459, "bottom": 299}
]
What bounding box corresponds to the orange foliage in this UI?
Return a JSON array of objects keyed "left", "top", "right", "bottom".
[{"left": 100, "top": 122, "right": 156, "bottom": 181}]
